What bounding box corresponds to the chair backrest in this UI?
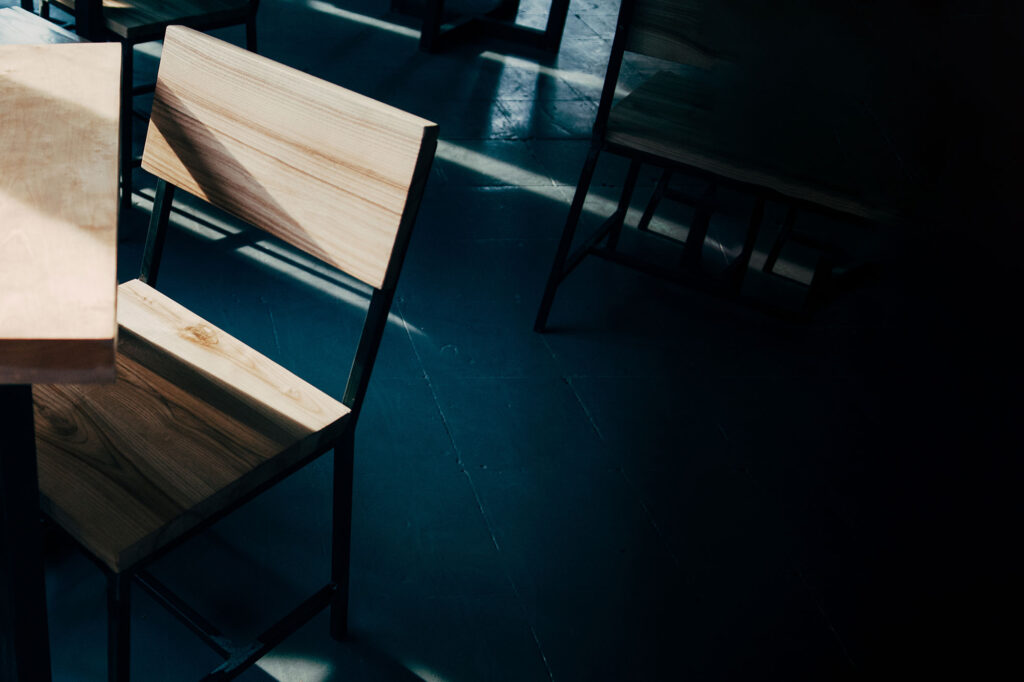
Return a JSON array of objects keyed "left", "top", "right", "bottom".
[
  {"left": 624, "top": 0, "right": 718, "bottom": 68},
  {"left": 142, "top": 25, "right": 438, "bottom": 291},
  {"left": 593, "top": 0, "right": 720, "bottom": 138}
]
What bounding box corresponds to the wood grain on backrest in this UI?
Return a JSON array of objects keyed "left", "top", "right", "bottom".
[
  {"left": 142, "top": 26, "right": 438, "bottom": 290},
  {"left": 625, "top": 0, "right": 718, "bottom": 67}
]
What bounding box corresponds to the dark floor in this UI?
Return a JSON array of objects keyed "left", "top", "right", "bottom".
[{"left": 9, "top": 0, "right": 1019, "bottom": 680}]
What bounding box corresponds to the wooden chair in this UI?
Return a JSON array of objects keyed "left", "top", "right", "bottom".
[
  {"left": 534, "top": 0, "right": 900, "bottom": 329},
  {"left": 29, "top": 0, "right": 260, "bottom": 214},
  {"left": 32, "top": 25, "right": 437, "bottom": 681}
]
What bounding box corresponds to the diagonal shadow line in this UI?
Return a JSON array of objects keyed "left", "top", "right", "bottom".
[{"left": 145, "top": 85, "right": 318, "bottom": 263}]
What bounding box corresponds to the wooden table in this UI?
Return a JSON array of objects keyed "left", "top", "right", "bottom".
[{"left": 0, "top": 27, "right": 120, "bottom": 680}]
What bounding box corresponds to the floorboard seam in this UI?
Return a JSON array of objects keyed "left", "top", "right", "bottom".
[
  {"left": 396, "top": 297, "right": 555, "bottom": 682},
  {"left": 562, "top": 374, "right": 683, "bottom": 569}
]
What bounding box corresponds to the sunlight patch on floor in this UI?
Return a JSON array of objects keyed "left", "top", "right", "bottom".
[
  {"left": 479, "top": 50, "right": 629, "bottom": 99},
  {"left": 257, "top": 653, "right": 333, "bottom": 682}
]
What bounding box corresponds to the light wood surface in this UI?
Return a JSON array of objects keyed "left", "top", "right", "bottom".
[
  {"left": 34, "top": 280, "right": 351, "bottom": 572},
  {"left": 0, "top": 6, "right": 83, "bottom": 45},
  {"left": 143, "top": 26, "right": 439, "bottom": 290},
  {"left": 46, "top": 0, "right": 252, "bottom": 41},
  {"left": 606, "top": 69, "right": 906, "bottom": 224},
  {"left": 0, "top": 42, "right": 120, "bottom": 384}
]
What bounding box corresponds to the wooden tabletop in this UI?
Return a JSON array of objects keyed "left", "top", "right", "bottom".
[
  {"left": 0, "top": 41, "right": 121, "bottom": 384},
  {"left": 0, "top": 7, "right": 83, "bottom": 45}
]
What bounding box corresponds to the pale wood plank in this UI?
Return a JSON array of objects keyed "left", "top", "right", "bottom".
[
  {"left": 46, "top": 0, "right": 252, "bottom": 41},
  {"left": 118, "top": 279, "right": 349, "bottom": 434},
  {"left": 142, "top": 26, "right": 439, "bottom": 290},
  {"left": 35, "top": 280, "right": 350, "bottom": 572},
  {"left": 0, "top": 42, "right": 120, "bottom": 384}
]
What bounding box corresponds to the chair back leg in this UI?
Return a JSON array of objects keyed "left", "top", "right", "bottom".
[
  {"left": 107, "top": 573, "right": 131, "bottom": 682},
  {"left": 245, "top": 16, "right": 257, "bottom": 52}
]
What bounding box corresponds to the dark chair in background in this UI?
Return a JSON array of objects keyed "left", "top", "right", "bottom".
[
  {"left": 534, "top": 0, "right": 897, "bottom": 329},
  {"left": 33, "top": 25, "right": 437, "bottom": 681},
  {"left": 29, "top": 0, "right": 260, "bottom": 215}
]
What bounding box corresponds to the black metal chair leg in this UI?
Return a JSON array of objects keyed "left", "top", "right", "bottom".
[
  {"left": 245, "top": 16, "right": 257, "bottom": 52},
  {"left": 763, "top": 204, "right": 797, "bottom": 274},
  {"left": 419, "top": 0, "right": 444, "bottom": 52},
  {"left": 680, "top": 184, "right": 718, "bottom": 268},
  {"left": 329, "top": 428, "right": 355, "bottom": 642},
  {"left": 534, "top": 145, "right": 602, "bottom": 332},
  {"left": 107, "top": 573, "right": 131, "bottom": 682},
  {"left": 542, "top": 0, "right": 570, "bottom": 51},
  {"left": 606, "top": 159, "right": 642, "bottom": 251},
  {"left": 724, "top": 195, "right": 766, "bottom": 293},
  {"left": 637, "top": 169, "right": 671, "bottom": 233},
  {"left": 120, "top": 41, "right": 134, "bottom": 216}
]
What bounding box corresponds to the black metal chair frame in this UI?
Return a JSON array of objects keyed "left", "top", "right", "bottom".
[
  {"left": 533, "top": 0, "right": 849, "bottom": 331},
  {"left": 391, "top": 0, "right": 569, "bottom": 53},
  {"left": 26, "top": 0, "right": 260, "bottom": 216}
]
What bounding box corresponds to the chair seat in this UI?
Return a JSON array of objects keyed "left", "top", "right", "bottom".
[
  {"left": 33, "top": 279, "right": 350, "bottom": 574},
  {"left": 50, "top": 0, "right": 251, "bottom": 41},
  {"left": 605, "top": 70, "right": 906, "bottom": 224}
]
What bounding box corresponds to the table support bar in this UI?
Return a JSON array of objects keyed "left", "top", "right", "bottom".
[{"left": 0, "top": 384, "right": 52, "bottom": 682}]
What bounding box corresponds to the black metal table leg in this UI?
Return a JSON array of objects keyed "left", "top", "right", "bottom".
[
  {"left": 0, "top": 384, "right": 52, "bottom": 682},
  {"left": 74, "top": 0, "right": 103, "bottom": 41}
]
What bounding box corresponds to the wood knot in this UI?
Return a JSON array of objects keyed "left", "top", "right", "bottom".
[{"left": 181, "top": 324, "right": 218, "bottom": 346}]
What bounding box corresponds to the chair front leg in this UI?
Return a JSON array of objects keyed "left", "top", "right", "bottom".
[
  {"left": 534, "top": 145, "right": 602, "bottom": 332},
  {"left": 329, "top": 427, "right": 356, "bottom": 641},
  {"left": 107, "top": 572, "right": 131, "bottom": 682}
]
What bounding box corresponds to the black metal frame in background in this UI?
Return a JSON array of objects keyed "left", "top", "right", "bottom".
[
  {"left": 532, "top": 0, "right": 853, "bottom": 331},
  {"left": 392, "top": 0, "right": 570, "bottom": 53}
]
